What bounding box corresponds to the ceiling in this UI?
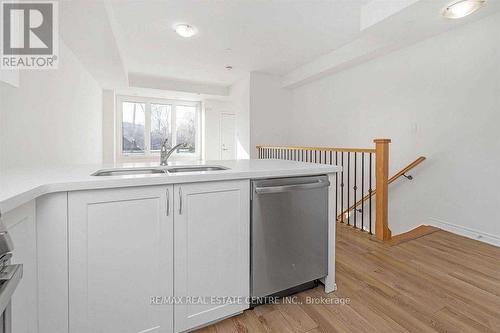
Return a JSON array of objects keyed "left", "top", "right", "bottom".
[
  {"left": 59, "top": 0, "right": 500, "bottom": 92},
  {"left": 107, "top": 0, "right": 370, "bottom": 85}
]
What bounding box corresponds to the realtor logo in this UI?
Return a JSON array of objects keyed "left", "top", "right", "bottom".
[{"left": 1, "top": 1, "right": 58, "bottom": 69}]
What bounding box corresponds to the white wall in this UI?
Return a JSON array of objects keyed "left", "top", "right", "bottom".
[
  {"left": 249, "top": 72, "right": 292, "bottom": 157},
  {"left": 0, "top": 69, "right": 19, "bottom": 88},
  {"left": 229, "top": 75, "right": 251, "bottom": 159},
  {"left": 102, "top": 89, "right": 116, "bottom": 164},
  {"left": 203, "top": 99, "right": 232, "bottom": 160},
  {"left": 0, "top": 41, "right": 103, "bottom": 170},
  {"left": 287, "top": 13, "right": 500, "bottom": 242},
  {"left": 225, "top": 72, "right": 291, "bottom": 160}
]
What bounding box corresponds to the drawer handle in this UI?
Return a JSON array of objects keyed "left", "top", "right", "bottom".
[
  {"left": 255, "top": 179, "right": 330, "bottom": 194},
  {"left": 166, "top": 188, "right": 170, "bottom": 216},
  {"left": 179, "top": 187, "right": 183, "bottom": 215}
]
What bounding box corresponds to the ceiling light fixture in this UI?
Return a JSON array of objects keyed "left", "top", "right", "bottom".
[
  {"left": 442, "top": 0, "right": 486, "bottom": 19},
  {"left": 174, "top": 24, "right": 197, "bottom": 38}
]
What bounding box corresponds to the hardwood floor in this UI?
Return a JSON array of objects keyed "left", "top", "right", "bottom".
[{"left": 195, "top": 223, "right": 500, "bottom": 333}]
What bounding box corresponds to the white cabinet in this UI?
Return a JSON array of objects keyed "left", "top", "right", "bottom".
[
  {"left": 37, "top": 193, "right": 69, "bottom": 333},
  {"left": 173, "top": 180, "right": 249, "bottom": 332},
  {"left": 61, "top": 179, "right": 249, "bottom": 333},
  {"left": 68, "top": 186, "right": 174, "bottom": 333},
  {"left": 3, "top": 195, "right": 68, "bottom": 333}
]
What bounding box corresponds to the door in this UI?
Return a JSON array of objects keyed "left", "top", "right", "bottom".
[
  {"left": 174, "top": 180, "right": 249, "bottom": 332},
  {"left": 220, "top": 113, "right": 236, "bottom": 160},
  {"left": 68, "top": 186, "right": 174, "bottom": 333}
]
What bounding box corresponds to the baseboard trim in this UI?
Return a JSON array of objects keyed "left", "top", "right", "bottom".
[{"left": 428, "top": 217, "right": 500, "bottom": 247}]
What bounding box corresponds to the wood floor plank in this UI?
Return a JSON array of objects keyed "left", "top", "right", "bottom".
[
  {"left": 418, "top": 236, "right": 500, "bottom": 275},
  {"left": 308, "top": 288, "right": 377, "bottom": 333},
  {"left": 449, "top": 270, "right": 500, "bottom": 297},
  {"left": 390, "top": 245, "right": 500, "bottom": 310},
  {"left": 441, "top": 298, "right": 500, "bottom": 331},
  {"left": 294, "top": 298, "right": 350, "bottom": 333},
  {"left": 355, "top": 282, "right": 441, "bottom": 332},
  {"left": 398, "top": 239, "right": 500, "bottom": 280},
  {"left": 377, "top": 245, "right": 500, "bottom": 317},
  {"left": 196, "top": 325, "right": 218, "bottom": 333},
  {"left": 277, "top": 301, "right": 318, "bottom": 332},
  {"left": 432, "top": 306, "right": 496, "bottom": 333},
  {"left": 196, "top": 226, "right": 500, "bottom": 333},
  {"left": 231, "top": 310, "right": 267, "bottom": 333},
  {"left": 432, "top": 231, "right": 500, "bottom": 259},
  {"left": 258, "top": 309, "right": 296, "bottom": 333},
  {"left": 336, "top": 288, "right": 409, "bottom": 333},
  {"left": 251, "top": 303, "right": 277, "bottom": 318},
  {"left": 214, "top": 317, "right": 240, "bottom": 333}
]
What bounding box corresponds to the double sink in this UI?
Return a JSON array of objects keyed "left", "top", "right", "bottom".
[{"left": 92, "top": 165, "right": 229, "bottom": 177}]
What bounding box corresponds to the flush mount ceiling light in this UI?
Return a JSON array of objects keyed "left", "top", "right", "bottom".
[
  {"left": 442, "top": 0, "right": 487, "bottom": 19},
  {"left": 174, "top": 24, "right": 197, "bottom": 38}
]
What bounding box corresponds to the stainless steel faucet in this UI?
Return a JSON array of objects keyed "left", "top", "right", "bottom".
[{"left": 160, "top": 139, "right": 186, "bottom": 166}]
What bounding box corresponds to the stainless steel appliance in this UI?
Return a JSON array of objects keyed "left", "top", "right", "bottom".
[
  {"left": 0, "top": 220, "right": 22, "bottom": 333},
  {"left": 250, "top": 175, "right": 329, "bottom": 301}
]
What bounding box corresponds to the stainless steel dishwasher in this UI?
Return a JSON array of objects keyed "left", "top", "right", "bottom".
[{"left": 250, "top": 175, "right": 329, "bottom": 302}]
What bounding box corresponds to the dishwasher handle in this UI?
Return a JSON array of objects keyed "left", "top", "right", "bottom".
[{"left": 254, "top": 178, "right": 330, "bottom": 194}]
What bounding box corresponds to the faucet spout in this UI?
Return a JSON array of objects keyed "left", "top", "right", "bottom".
[{"left": 160, "top": 139, "right": 186, "bottom": 166}]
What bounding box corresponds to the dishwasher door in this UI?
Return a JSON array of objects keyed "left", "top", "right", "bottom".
[{"left": 251, "top": 175, "right": 329, "bottom": 299}]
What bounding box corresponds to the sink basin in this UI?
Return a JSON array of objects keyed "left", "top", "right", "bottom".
[
  {"left": 91, "top": 167, "right": 167, "bottom": 176},
  {"left": 166, "top": 166, "right": 229, "bottom": 173},
  {"left": 91, "top": 165, "right": 229, "bottom": 176}
]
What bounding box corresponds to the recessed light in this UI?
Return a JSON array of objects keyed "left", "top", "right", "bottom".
[
  {"left": 174, "top": 24, "right": 197, "bottom": 38},
  {"left": 225, "top": 66, "right": 233, "bottom": 70},
  {"left": 442, "top": 0, "right": 486, "bottom": 19}
]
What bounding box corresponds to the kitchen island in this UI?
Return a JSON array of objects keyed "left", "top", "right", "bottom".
[{"left": 0, "top": 159, "right": 340, "bottom": 333}]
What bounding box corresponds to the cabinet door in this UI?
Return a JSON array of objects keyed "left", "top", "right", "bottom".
[
  {"left": 174, "top": 180, "right": 250, "bottom": 332},
  {"left": 69, "top": 186, "right": 174, "bottom": 333}
]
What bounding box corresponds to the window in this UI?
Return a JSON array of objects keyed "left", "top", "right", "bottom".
[
  {"left": 150, "top": 103, "right": 171, "bottom": 151},
  {"left": 117, "top": 96, "right": 201, "bottom": 161},
  {"left": 175, "top": 105, "right": 197, "bottom": 153},
  {"left": 122, "top": 102, "right": 146, "bottom": 153}
]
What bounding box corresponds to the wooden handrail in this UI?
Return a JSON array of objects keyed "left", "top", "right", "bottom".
[
  {"left": 256, "top": 145, "right": 376, "bottom": 153},
  {"left": 337, "top": 156, "right": 426, "bottom": 223},
  {"left": 388, "top": 156, "right": 426, "bottom": 184}
]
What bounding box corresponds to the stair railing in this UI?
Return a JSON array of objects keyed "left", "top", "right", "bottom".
[
  {"left": 256, "top": 139, "right": 424, "bottom": 242},
  {"left": 337, "top": 156, "right": 426, "bottom": 232}
]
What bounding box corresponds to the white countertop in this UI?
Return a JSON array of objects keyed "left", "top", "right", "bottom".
[{"left": 0, "top": 159, "right": 341, "bottom": 215}]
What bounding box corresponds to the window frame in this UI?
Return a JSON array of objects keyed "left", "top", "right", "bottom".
[{"left": 116, "top": 95, "right": 201, "bottom": 163}]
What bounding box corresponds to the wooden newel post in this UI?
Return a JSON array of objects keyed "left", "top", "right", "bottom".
[{"left": 374, "top": 139, "right": 391, "bottom": 241}]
